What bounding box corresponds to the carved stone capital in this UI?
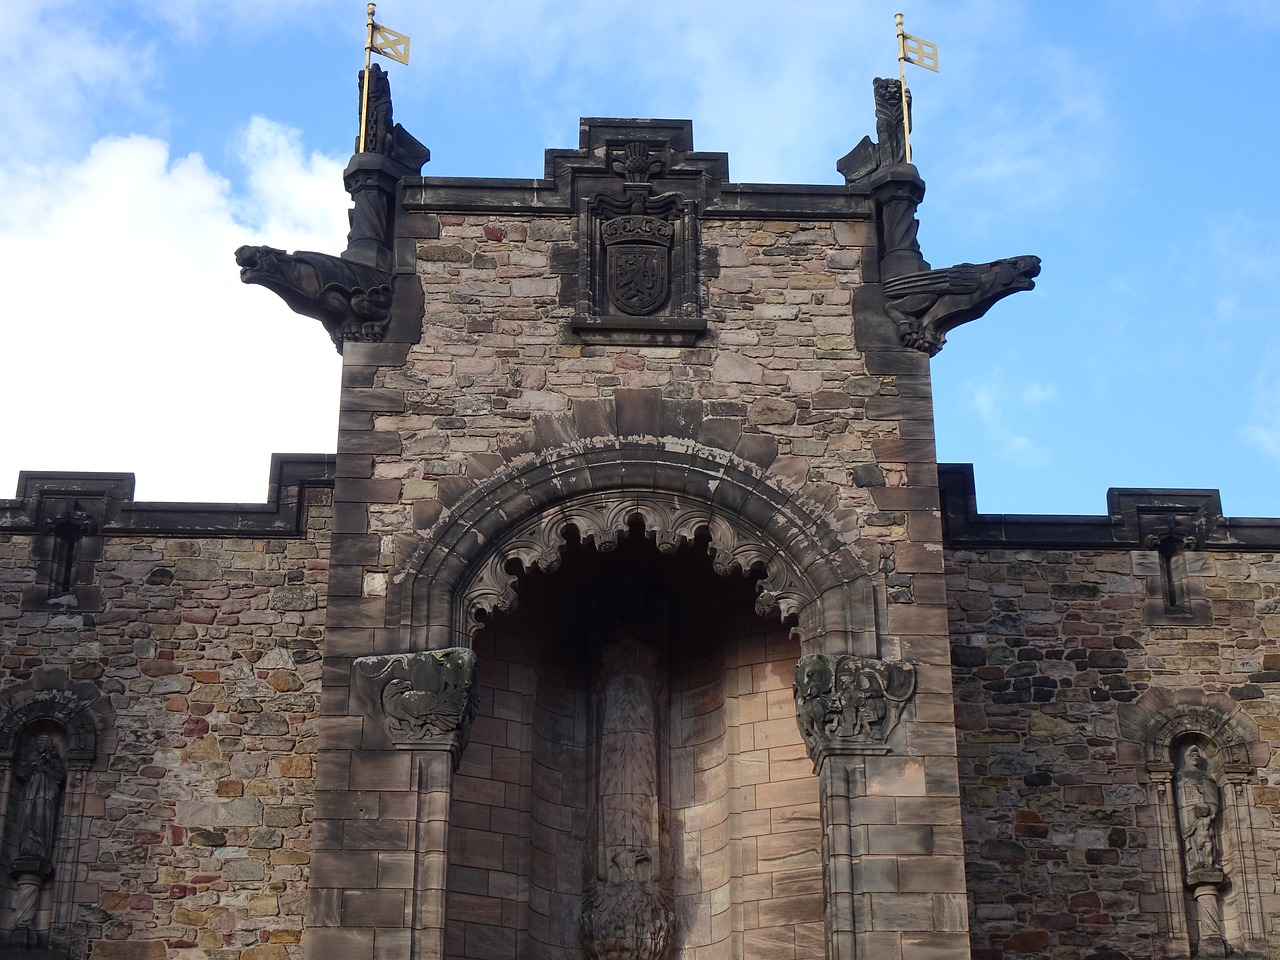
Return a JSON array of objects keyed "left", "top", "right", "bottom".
[
  {"left": 794, "top": 653, "right": 916, "bottom": 770},
  {"left": 354, "top": 649, "right": 478, "bottom": 758}
]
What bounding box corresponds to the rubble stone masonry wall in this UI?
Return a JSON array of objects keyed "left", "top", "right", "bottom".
[
  {"left": 947, "top": 544, "right": 1280, "bottom": 959},
  {"left": 0, "top": 485, "right": 332, "bottom": 960}
]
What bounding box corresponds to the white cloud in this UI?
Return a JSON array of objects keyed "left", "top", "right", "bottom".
[
  {"left": 0, "top": 120, "right": 347, "bottom": 502},
  {"left": 1241, "top": 343, "right": 1280, "bottom": 466}
]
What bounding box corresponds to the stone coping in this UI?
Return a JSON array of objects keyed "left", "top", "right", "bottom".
[
  {"left": 0, "top": 453, "right": 335, "bottom": 538},
  {"left": 940, "top": 462, "right": 1280, "bottom": 550}
]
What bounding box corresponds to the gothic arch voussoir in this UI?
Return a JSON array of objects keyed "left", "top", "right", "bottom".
[{"left": 396, "top": 439, "right": 876, "bottom": 654}]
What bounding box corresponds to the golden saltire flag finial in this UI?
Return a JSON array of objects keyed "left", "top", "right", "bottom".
[
  {"left": 894, "top": 13, "right": 939, "bottom": 163},
  {"left": 370, "top": 21, "right": 410, "bottom": 65},
  {"left": 359, "top": 3, "right": 411, "bottom": 153}
]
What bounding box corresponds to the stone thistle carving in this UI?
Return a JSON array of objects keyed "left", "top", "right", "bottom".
[
  {"left": 6, "top": 733, "right": 66, "bottom": 948},
  {"left": 235, "top": 244, "right": 394, "bottom": 351},
  {"left": 354, "top": 649, "right": 478, "bottom": 747},
  {"left": 580, "top": 582, "right": 674, "bottom": 960},
  {"left": 611, "top": 140, "right": 665, "bottom": 184},
  {"left": 883, "top": 256, "right": 1043, "bottom": 356},
  {"left": 794, "top": 654, "right": 916, "bottom": 767}
]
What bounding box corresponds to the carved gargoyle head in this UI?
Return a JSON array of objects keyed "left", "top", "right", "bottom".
[
  {"left": 235, "top": 244, "right": 394, "bottom": 351},
  {"left": 236, "top": 245, "right": 319, "bottom": 297},
  {"left": 995, "top": 254, "right": 1042, "bottom": 292}
]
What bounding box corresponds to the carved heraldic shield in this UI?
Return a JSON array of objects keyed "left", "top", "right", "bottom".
[{"left": 603, "top": 215, "right": 674, "bottom": 316}]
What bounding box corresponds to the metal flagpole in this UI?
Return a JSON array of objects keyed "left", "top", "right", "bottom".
[
  {"left": 358, "top": 5, "right": 376, "bottom": 154},
  {"left": 893, "top": 13, "right": 938, "bottom": 166},
  {"left": 359, "top": 4, "right": 377, "bottom": 154},
  {"left": 895, "top": 13, "right": 911, "bottom": 163}
]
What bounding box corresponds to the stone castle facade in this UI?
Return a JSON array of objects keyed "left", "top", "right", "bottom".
[{"left": 0, "top": 85, "right": 1277, "bottom": 960}]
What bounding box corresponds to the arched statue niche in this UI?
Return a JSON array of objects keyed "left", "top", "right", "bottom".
[
  {"left": 442, "top": 522, "right": 802, "bottom": 958},
  {"left": 0, "top": 670, "right": 111, "bottom": 957},
  {"left": 1118, "top": 690, "right": 1271, "bottom": 959}
]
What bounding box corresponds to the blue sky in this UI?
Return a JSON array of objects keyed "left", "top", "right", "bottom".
[{"left": 3, "top": 1, "right": 1279, "bottom": 518}]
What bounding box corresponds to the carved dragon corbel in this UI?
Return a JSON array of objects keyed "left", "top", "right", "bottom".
[
  {"left": 235, "top": 63, "right": 427, "bottom": 354},
  {"left": 839, "top": 77, "right": 1041, "bottom": 355}
]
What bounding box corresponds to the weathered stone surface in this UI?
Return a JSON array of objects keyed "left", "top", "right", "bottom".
[
  {"left": 0, "top": 488, "right": 332, "bottom": 958},
  {"left": 949, "top": 542, "right": 1280, "bottom": 959}
]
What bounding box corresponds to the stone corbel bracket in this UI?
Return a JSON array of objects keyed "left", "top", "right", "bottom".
[
  {"left": 353, "top": 648, "right": 479, "bottom": 762},
  {"left": 234, "top": 245, "right": 394, "bottom": 354},
  {"left": 794, "top": 653, "right": 917, "bottom": 772},
  {"left": 883, "top": 255, "right": 1042, "bottom": 356},
  {"left": 839, "top": 76, "right": 1041, "bottom": 356}
]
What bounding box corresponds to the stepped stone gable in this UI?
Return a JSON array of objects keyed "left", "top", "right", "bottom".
[{"left": 1, "top": 96, "right": 1279, "bottom": 960}]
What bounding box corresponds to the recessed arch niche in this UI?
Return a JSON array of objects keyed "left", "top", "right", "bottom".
[
  {"left": 394, "top": 440, "right": 879, "bottom": 657},
  {"left": 393, "top": 441, "right": 876, "bottom": 960}
]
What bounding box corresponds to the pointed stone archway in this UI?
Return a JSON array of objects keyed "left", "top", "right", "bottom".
[
  {"left": 394, "top": 438, "right": 878, "bottom": 659},
  {"left": 349, "top": 436, "right": 882, "bottom": 960}
]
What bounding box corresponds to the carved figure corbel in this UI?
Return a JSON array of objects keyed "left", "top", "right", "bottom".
[
  {"left": 794, "top": 653, "right": 916, "bottom": 770},
  {"left": 839, "top": 77, "right": 1041, "bottom": 355},
  {"left": 354, "top": 649, "right": 478, "bottom": 758}
]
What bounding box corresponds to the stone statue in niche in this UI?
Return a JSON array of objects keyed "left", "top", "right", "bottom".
[
  {"left": 354, "top": 648, "right": 478, "bottom": 746},
  {"left": 1175, "top": 742, "right": 1229, "bottom": 958},
  {"left": 1176, "top": 744, "right": 1222, "bottom": 877},
  {"left": 795, "top": 654, "right": 916, "bottom": 768},
  {"left": 580, "top": 581, "right": 674, "bottom": 960},
  {"left": 5, "top": 733, "right": 66, "bottom": 947}
]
